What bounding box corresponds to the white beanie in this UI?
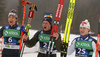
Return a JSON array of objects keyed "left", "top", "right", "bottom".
[
  {"left": 80, "top": 19, "right": 90, "bottom": 29},
  {"left": 8, "top": 9, "right": 18, "bottom": 19}
]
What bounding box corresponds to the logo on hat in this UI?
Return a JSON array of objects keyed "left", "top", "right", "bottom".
[
  {"left": 81, "top": 22, "right": 87, "bottom": 26},
  {"left": 42, "top": 17, "right": 52, "bottom": 25}
]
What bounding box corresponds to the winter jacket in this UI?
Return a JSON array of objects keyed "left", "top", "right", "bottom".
[
  {"left": 24, "top": 29, "right": 61, "bottom": 57},
  {"left": 0, "top": 24, "right": 21, "bottom": 57},
  {"left": 67, "top": 34, "right": 100, "bottom": 57}
]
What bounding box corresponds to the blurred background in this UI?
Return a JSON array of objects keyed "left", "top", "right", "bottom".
[{"left": 0, "top": 0, "right": 100, "bottom": 36}]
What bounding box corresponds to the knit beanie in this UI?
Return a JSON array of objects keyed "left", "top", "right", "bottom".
[
  {"left": 42, "top": 17, "right": 52, "bottom": 25},
  {"left": 80, "top": 19, "right": 90, "bottom": 29},
  {"left": 8, "top": 9, "right": 18, "bottom": 19}
]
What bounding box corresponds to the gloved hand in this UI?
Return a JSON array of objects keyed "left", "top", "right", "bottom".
[{"left": 21, "top": 26, "right": 26, "bottom": 33}]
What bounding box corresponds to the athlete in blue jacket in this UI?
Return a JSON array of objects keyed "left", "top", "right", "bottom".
[{"left": 0, "top": 9, "right": 25, "bottom": 57}]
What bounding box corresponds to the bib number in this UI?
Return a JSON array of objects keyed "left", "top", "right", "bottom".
[
  {"left": 8, "top": 37, "right": 12, "bottom": 42},
  {"left": 78, "top": 48, "right": 85, "bottom": 54},
  {"left": 43, "top": 42, "right": 47, "bottom": 48}
]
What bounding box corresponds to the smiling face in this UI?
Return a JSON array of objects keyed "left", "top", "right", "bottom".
[
  {"left": 8, "top": 16, "right": 17, "bottom": 26},
  {"left": 42, "top": 21, "right": 51, "bottom": 31},
  {"left": 80, "top": 27, "right": 90, "bottom": 36}
]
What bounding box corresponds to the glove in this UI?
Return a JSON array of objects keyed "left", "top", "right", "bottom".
[{"left": 21, "top": 26, "right": 26, "bottom": 33}]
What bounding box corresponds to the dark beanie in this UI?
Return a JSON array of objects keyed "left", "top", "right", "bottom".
[{"left": 42, "top": 17, "right": 52, "bottom": 25}]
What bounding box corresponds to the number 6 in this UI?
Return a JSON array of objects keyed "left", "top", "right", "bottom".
[{"left": 8, "top": 37, "right": 12, "bottom": 42}]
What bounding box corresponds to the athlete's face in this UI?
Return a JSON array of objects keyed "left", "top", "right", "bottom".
[
  {"left": 80, "top": 27, "right": 90, "bottom": 36},
  {"left": 8, "top": 16, "right": 17, "bottom": 26},
  {"left": 42, "top": 21, "right": 51, "bottom": 31}
]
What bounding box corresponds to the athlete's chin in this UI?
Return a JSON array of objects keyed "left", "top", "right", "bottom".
[
  {"left": 9, "top": 23, "right": 13, "bottom": 26},
  {"left": 81, "top": 34, "right": 86, "bottom": 36},
  {"left": 44, "top": 29, "right": 49, "bottom": 31}
]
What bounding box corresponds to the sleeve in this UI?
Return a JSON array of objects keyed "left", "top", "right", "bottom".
[
  {"left": 55, "top": 33, "right": 61, "bottom": 51},
  {"left": 24, "top": 31, "right": 40, "bottom": 48},
  {"left": 67, "top": 39, "right": 76, "bottom": 55},
  {"left": 92, "top": 41, "right": 96, "bottom": 57},
  {"left": 0, "top": 27, "right": 4, "bottom": 38}
]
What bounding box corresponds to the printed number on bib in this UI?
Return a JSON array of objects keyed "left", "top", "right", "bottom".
[
  {"left": 43, "top": 42, "right": 47, "bottom": 48},
  {"left": 8, "top": 37, "right": 12, "bottom": 42},
  {"left": 78, "top": 48, "right": 85, "bottom": 54}
]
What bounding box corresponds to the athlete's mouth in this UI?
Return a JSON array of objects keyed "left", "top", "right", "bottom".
[
  {"left": 81, "top": 31, "right": 84, "bottom": 34},
  {"left": 44, "top": 27, "right": 47, "bottom": 29},
  {"left": 10, "top": 21, "right": 13, "bottom": 23}
]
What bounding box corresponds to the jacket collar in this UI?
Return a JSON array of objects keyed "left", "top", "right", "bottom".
[
  {"left": 80, "top": 34, "right": 90, "bottom": 40},
  {"left": 9, "top": 24, "right": 18, "bottom": 29}
]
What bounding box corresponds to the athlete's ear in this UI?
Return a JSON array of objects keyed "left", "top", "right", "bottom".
[
  {"left": 15, "top": 18, "right": 18, "bottom": 21},
  {"left": 88, "top": 29, "right": 90, "bottom": 32}
]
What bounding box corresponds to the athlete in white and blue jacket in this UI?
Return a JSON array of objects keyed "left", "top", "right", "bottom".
[{"left": 67, "top": 19, "right": 100, "bottom": 57}]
